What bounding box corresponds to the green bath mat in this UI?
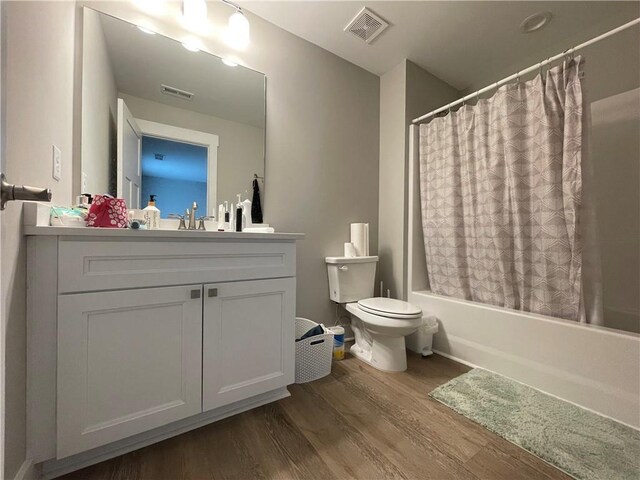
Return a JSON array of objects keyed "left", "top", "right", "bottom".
[{"left": 429, "top": 369, "right": 640, "bottom": 480}]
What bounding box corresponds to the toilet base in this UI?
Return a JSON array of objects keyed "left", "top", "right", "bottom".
[{"left": 350, "top": 331, "right": 408, "bottom": 372}]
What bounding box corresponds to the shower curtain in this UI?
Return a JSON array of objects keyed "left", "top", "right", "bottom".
[{"left": 419, "top": 57, "right": 597, "bottom": 322}]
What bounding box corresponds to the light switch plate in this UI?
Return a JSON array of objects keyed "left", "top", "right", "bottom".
[
  {"left": 82, "top": 172, "right": 88, "bottom": 192},
  {"left": 52, "top": 145, "right": 62, "bottom": 181}
]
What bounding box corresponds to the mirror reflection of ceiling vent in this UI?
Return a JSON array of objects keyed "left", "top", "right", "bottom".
[
  {"left": 161, "top": 84, "right": 194, "bottom": 101},
  {"left": 344, "top": 7, "right": 389, "bottom": 44}
]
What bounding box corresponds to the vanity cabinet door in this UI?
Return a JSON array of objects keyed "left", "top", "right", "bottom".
[
  {"left": 57, "top": 285, "right": 203, "bottom": 458},
  {"left": 203, "top": 278, "right": 295, "bottom": 411}
]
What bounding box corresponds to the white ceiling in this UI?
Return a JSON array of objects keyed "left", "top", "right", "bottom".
[
  {"left": 99, "top": 11, "right": 266, "bottom": 127},
  {"left": 241, "top": 1, "right": 639, "bottom": 90}
]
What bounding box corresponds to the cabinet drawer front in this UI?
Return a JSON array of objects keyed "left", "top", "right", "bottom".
[
  {"left": 203, "top": 278, "right": 295, "bottom": 411},
  {"left": 57, "top": 285, "right": 203, "bottom": 458},
  {"left": 58, "top": 238, "right": 296, "bottom": 293}
]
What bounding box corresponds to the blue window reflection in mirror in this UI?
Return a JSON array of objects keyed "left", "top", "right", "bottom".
[{"left": 141, "top": 136, "right": 208, "bottom": 218}]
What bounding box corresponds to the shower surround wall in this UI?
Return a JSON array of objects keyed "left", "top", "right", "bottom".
[{"left": 591, "top": 87, "right": 640, "bottom": 333}]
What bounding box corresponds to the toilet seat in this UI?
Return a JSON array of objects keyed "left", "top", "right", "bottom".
[{"left": 357, "top": 297, "right": 422, "bottom": 319}]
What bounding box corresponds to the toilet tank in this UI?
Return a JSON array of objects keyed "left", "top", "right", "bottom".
[{"left": 325, "top": 256, "right": 378, "bottom": 303}]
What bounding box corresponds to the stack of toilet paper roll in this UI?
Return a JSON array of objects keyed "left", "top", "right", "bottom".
[{"left": 344, "top": 223, "right": 369, "bottom": 257}]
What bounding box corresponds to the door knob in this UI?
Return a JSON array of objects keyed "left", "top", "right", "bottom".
[{"left": 1, "top": 173, "right": 52, "bottom": 210}]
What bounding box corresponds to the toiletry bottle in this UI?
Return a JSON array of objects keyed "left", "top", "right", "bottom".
[
  {"left": 235, "top": 194, "right": 243, "bottom": 232},
  {"left": 217, "top": 203, "right": 225, "bottom": 231},
  {"left": 223, "top": 201, "right": 230, "bottom": 231},
  {"left": 241, "top": 197, "right": 252, "bottom": 230},
  {"left": 228, "top": 200, "right": 234, "bottom": 232},
  {"left": 143, "top": 194, "right": 160, "bottom": 229}
]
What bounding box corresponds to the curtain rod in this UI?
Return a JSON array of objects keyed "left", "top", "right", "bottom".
[{"left": 412, "top": 17, "right": 640, "bottom": 124}]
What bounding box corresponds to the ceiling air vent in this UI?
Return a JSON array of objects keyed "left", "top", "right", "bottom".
[
  {"left": 161, "top": 84, "right": 194, "bottom": 101},
  {"left": 344, "top": 7, "right": 389, "bottom": 44}
]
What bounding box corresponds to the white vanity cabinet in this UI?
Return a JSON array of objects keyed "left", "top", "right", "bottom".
[{"left": 25, "top": 227, "right": 303, "bottom": 478}]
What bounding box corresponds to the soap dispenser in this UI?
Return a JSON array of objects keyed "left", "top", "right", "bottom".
[{"left": 143, "top": 194, "right": 160, "bottom": 230}]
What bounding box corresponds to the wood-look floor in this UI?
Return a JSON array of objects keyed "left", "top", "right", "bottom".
[{"left": 60, "top": 352, "right": 571, "bottom": 480}]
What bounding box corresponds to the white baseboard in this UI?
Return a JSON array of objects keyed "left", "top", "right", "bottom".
[{"left": 14, "top": 459, "right": 38, "bottom": 480}]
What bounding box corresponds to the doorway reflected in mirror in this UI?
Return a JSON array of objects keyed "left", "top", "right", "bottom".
[{"left": 141, "top": 137, "right": 208, "bottom": 218}]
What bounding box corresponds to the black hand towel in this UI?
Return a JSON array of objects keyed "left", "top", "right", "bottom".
[{"left": 251, "top": 178, "right": 263, "bottom": 224}]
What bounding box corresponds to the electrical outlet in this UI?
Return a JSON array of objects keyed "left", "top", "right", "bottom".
[
  {"left": 52, "top": 145, "right": 62, "bottom": 181},
  {"left": 82, "top": 172, "right": 88, "bottom": 192}
]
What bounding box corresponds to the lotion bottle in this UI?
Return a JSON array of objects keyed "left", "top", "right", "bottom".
[
  {"left": 217, "top": 204, "right": 225, "bottom": 231},
  {"left": 241, "top": 198, "right": 252, "bottom": 230},
  {"left": 223, "top": 201, "right": 230, "bottom": 231},
  {"left": 143, "top": 194, "right": 160, "bottom": 230}
]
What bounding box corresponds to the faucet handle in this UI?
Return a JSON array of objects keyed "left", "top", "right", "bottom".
[
  {"left": 196, "top": 216, "right": 214, "bottom": 231},
  {"left": 169, "top": 213, "right": 187, "bottom": 230}
]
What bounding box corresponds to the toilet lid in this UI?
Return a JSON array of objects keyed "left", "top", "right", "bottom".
[{"left": 357, "top": 297, "right": 422, "bottom": 319}]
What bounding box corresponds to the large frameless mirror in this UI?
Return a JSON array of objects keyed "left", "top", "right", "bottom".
[{"left": 79, "top": 8, "right": 266, "bottom": 218}]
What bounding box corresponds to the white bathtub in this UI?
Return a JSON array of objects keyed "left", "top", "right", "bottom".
[{"left": 408, "top": 290, "right": 640, "bottom": 428}]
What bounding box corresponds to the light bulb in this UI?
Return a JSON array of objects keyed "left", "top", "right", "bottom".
[
  {"left": 225, "top": 10, "right": 250, "bottom": 50},
  {"left": 137, "top": 25, "right": 156, "bottom": 35},
  {"left": 181, "top": 0, "right": 210, "bottom": 34},
  {"left": 182, "top": 41, "right": 200, "bottom": 52}
]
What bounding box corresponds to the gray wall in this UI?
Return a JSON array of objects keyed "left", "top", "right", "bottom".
[
  {"left": 378, "top": 61, "right": 407, "bottom": 299},
  {"left": 378, "top": 59, "right": 458, "bottom": 300},
  {"left": 1, "top": 2, "right": 379, "bottom": 476},
  {"left": 1, "top": 2, "right": 76, "bottom": 478}
]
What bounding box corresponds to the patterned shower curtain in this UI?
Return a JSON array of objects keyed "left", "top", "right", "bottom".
[{"left": 419, "top": 58, "right": 587, "bottom": 321}]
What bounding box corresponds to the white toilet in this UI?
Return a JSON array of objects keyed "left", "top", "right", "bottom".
[{"left": 326, "top": 256, "right": 424, "bottom": 372}]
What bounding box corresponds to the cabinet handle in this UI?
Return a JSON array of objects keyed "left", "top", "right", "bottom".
[
  {"left": 208, "top": 288, "right": 218, "bottom": 298},
  {"left": 190, "top": 289, "right": 201, "bottom": 299}
]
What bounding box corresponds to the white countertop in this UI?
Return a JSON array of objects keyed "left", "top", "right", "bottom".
[{"left": 24, "top": 225, "right": 305, "bottom": 241}]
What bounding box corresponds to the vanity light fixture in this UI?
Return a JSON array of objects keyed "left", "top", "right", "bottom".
[{"left": 222, "top": 0, "right": 250, "bottom": 50}]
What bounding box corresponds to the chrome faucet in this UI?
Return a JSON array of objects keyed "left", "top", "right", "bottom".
[{"left": 187, "top": 202, "right": 198, "bottom": 230}]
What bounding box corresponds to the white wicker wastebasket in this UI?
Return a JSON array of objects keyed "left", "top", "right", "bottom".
[{"left": 295, "top": 317, "right": 334, "bottom": 384}]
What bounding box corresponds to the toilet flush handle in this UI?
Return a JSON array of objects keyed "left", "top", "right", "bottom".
[{"left": 338, "top": 265, "right": 348, "bottom": 271}]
